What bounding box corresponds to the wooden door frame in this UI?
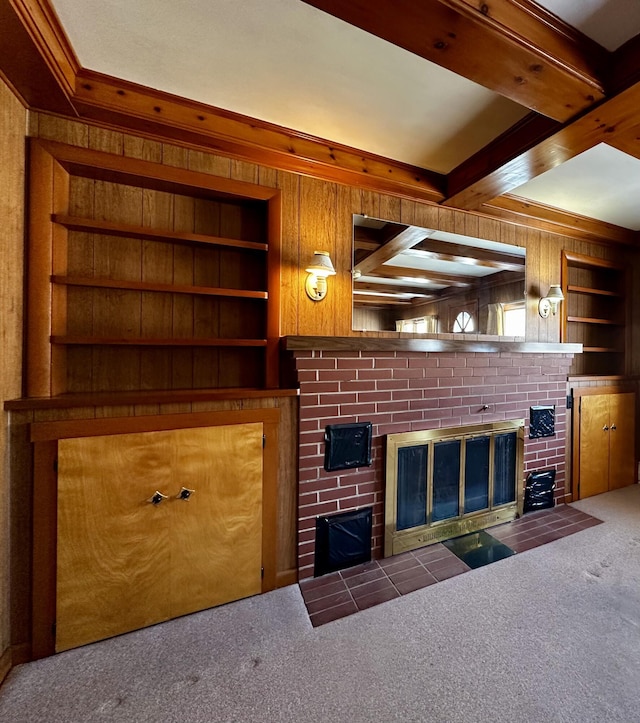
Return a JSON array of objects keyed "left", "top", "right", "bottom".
[
  {"left": 30, "top": 408, "right": 279, "bottom": 660},
  {"left": 570, "top": 385, "right": 634, "bottom": 502}
]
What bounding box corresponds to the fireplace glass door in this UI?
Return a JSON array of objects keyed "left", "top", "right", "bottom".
[{"left": 385, "top": 421, "right": 524, "bottom": 556}]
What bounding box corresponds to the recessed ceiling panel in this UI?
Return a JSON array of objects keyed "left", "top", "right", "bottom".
[
  {"left": 49, "top": 0, "right": 527, "bottom": 173},
  {"left": 511, "top": 144, "right": 640, "bottom": 231},
  {"left": 537, "top": 0, "right": 640, "bottom": 51}
]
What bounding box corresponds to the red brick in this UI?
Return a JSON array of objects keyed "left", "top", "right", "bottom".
[
  {"left": 358, "top": 391, "right": 392, "bottom": 403},
  {"left": 319, "top": 392, "right": 357, "bottom": 406},
  {"left": 299, "top": 501, "right": 339, "bottom": 519},
  {"left": 338, "top": 493, "right": 376, "bottom": 509},
  {"left": 301, "top": 381, "right": 340, "bottom": 394},
  {"left": 319, "top": 486, "right": 358, "bottom": 503},
  {"left": 296, "top": 357, "right": 336, "bottom": 370},
  {"left": 319, "top": 369, "right": 358, "bottom": 382},
  {"left": 377, "top": 400, "right": 410, "bottom": 413},
  {"left": 300, "top": 404, "right": 338, "bottom": 420},
  {"left": 376, "top": 357, "right": 408, "bottom": 369},
  {"left": 408, "top": 357, "right": 439, "bottom": 368},
  {"left": 341, "top": 380, "right": 376, "bottom": 392},
  {"left": 358, "top": 368, "right": 393, "bottom": 380},
  {"left": 340, "top": 403, "right": 376, "bottom": 416},
  {"left": 377, "top": 379, "right": 409, "bottom": 390},
  {"left": 337, "top": 358, "right": 374, "bottom": 369},
  {"left": 393, "top": 368, "right": 425, "bottom": 379},
  {"left": 392, "top": 411, "right": 424, "bottom": 424}
]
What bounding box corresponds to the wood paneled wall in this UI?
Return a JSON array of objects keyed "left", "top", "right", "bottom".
[
  {"left": 0, "top": 79, "right": 26, "bottom": 679},
  {"left": 28, "top": 112, "right": 631, "bottom": 344},
  {"left": 5, "top": 110, "right": 639, "bottom": 660}
]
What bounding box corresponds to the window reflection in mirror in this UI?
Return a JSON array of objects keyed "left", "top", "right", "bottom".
[{"left": 352, "top": 215, "right": 526, "bottom": 336}]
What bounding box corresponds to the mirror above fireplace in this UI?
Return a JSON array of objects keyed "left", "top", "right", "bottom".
[{"left": 352, "top": 215, "right": 526, "bottom": 336}]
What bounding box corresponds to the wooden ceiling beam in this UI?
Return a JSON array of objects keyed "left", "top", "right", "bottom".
[
  {"left": 354, "top": 226, "right": 434, "bottom": 276},
  {"left": 367, "top": 267, "right": 472, "bottom": 288},
  {"left": 445, "top": 80, "right": 640, "bottom": 210},
  {"left": 410, "top": 238, "right": 525, "bottom": 271},
  {"left": 354, "top": 280, "right": 437, "bottom": 297},
  {"left": 302, "top": 0, "right": 606, "bottom": 121}
]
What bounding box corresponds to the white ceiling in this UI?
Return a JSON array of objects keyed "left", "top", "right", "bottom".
[{"left": 49, "top": 0, "right": 640, "bottom": 229}]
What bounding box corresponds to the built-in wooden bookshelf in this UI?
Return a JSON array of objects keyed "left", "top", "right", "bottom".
[
  {"left": 27, "top": 139, "right": 281, "bottom": 397},
  {"left": 561, "top": 251, "right": 627, "bottom": 376}
]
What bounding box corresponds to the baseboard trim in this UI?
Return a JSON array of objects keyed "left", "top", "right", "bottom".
[
  {"left": 0, "top": 646, "right": 11, "bottom": 686},
  {"left": 276, "top": 568, "right": 297, "bottom": 588},
  {"left": 11, "top": 642, "right": 31, "bottom": 666}
]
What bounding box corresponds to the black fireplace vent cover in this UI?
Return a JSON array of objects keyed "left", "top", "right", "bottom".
[
  {"left": 315, "top": 508, "right": 372, "bottom": 577},
  {"left": 524, "top": 469, "right": 556, "bottom": 513},
  {"left": 324, "top": 422, "right": 372, "bottom": 471},
  {"left": 530, "top": 405, "right": 555, "bottom": 438}
]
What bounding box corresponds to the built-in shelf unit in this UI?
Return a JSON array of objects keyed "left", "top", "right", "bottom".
[
  {"left": 27, "top": 139, "right": 281, "bottom": 399},
  {"left": 561, "top": 251, "right": 627, "bottom": 377}
]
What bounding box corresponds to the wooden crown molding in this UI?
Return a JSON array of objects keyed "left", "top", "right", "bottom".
[
  {"left": 302, "top": 0, "right": 606, "bottom": 122},
  {"left": 8, "top": 0, "right": 79, "bottom": 98},
  {"left": 481, "top": 194, "right": 639, "bottom": 246},
  {"left": 73, "top": 69, "right": 445, "bottom": 203}
]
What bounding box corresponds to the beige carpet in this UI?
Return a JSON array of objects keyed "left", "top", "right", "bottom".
[{"left": 2, "top": 485, "right": 640, "bottom": 722}]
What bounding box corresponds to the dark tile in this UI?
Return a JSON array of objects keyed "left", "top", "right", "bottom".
[
  {"left": 509, "top": 538, "right": 544, "bottom": 553},
  {"left": 309, "top": 600, "right": 358, "bottom": 627},
  {"left": 575, "top": 517, "right": 604, "bottom": 529},
  {"left": 300, "top": 578, "right": 348, "bottom": 603},
  {"left": 299, "top": 571, "right": 342, "bottom": 592},
  {"left": 378, "top": 553, "right": 421, "bottom": 573},
  {"left": 354, "top": 586, "right": 400, "bottom": 611},
  {"left": 388, "top": 564, "right": 436, "bottom": 585},
  {"left": 340, "top": 560, "right": 380, "bottom": 579},
  {"left": 412, "top": 544, "right": 453, "bottom": 564},
  {"left": 393, "top": 570, "right": 438, "bottom": 595},
  {"left": 349, "top": 577, "right": 396, "bottom": 601},
  {"left": 425, "top": 554, "right": 467, "bottom": 574},
  {"left": 431, "top": 561, "right": 469, "bottom": 582},
  {"left": 342, "top": 567, "right": 386, "bottom": 589},
  {"left": 305, "top": 589, "right": 354, "bottom": 615}
]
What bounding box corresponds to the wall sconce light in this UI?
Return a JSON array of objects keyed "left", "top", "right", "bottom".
[
  {"left": 538, "top": 285, "right": 564, "bottom": 318},
  {"left": 305, "top": 251, "right": 336, "bottom": 301}
]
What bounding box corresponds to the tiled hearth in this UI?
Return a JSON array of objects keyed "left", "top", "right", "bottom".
[{"left": 300, "top": 504, "right": 602, "bottom": 626}]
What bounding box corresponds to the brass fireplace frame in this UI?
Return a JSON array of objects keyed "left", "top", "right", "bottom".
[{"left": 385, "top": 420, "right": 525, "bottom": 557}]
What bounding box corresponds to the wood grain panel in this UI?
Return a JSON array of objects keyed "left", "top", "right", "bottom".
[
  {"left": 56, "top": 432, "right": 173, "bottom": 651},
  {"left": 0, "top": 79, "right": 27, "bottom": 665},
  {"left": 608, "top": 392, "right": 636, "bottom": 490},
  {"left": 278, "top": 171, "right": 300, "bottom": 336},
  {"left": 579, "top": 394, "right": 610, "bottom": 499},
  {"left": 170, "top": 424, "right": 263, "bottom": 616},
  {"left": 297, "top": 177, "right": 338, "bottom": 336}
]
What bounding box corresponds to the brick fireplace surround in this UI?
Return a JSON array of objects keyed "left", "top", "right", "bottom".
[{"left": 291, "top": 346, "right": 576, "bottom": 580}]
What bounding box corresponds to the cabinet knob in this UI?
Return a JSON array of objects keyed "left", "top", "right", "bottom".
[
  {"left": 611, "top": 424, "right": 617, "bottom": 431},
  {"left": 177, "top": 486, "right": 195, "bottom": 501},
  {"left": 148, "top": 491, "right": 169, "bottom": 505},
  {"left": 602, "top": 425, "right": 609, "bottom": 432}
]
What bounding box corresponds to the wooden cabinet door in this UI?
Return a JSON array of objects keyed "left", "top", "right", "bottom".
[
  {"left": 608, "top": 392, "right": 636, "bottom": 490},
  {"left": 169, "top": 424, "right": 263, "bottom": 618},
  {"left": 579, "top": 394, "right": 611, "bottom": 499},
  {"left": 57, "top": 431, "right": 173, "bottom": 652},
  {"left": 56, "top": 423, "right": 264, "bottom": 651}
]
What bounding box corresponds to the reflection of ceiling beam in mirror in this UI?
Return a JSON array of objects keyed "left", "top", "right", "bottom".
[
  {"left": 353, "top": 293, "right": 413, "bottom": 306},
  {"left": 354, "top": 280, "right": 436, "bottom": 297},
  {"left": 354, "top": 227, "right": 434, "bottom": 276},
  {"left": 406, "top": 239, "right": 525, "bottom": 272},
  {"left": 367, "top": 267, "right": 473, "bottom": 288}
]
